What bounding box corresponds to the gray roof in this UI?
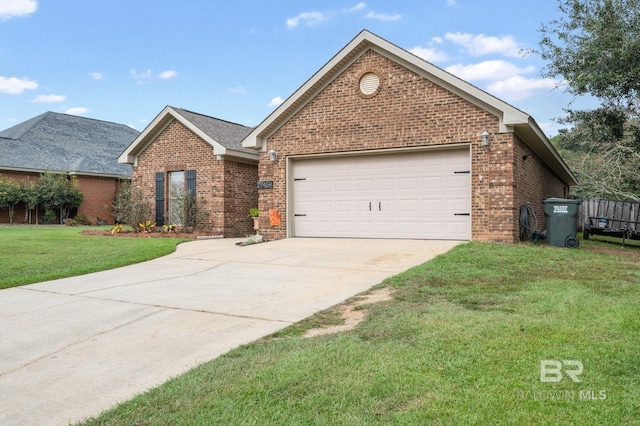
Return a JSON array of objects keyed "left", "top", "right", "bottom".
[
  {"left": 0, "top": 112, "right": 139, "bottom": 177},
  {"left": 171, "top": 107, "right": 255, "bottom": 154},
  {"left": 118, "top": 106, "right": 258, "bottom": 164}
]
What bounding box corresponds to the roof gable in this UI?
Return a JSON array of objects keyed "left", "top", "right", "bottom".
[
  {"left": 0, "top": 112, "right": 139, "bottom": 177},
  {"left": 118, "top": 106, "right": 258, "bottom": 165},
  {"left": 242, "top": 30, "right": 576, "bottom": 186}
]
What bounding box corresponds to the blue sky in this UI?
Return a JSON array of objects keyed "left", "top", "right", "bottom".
[{"left": 1, "top": 0, "right": 595, "bottom": 136}]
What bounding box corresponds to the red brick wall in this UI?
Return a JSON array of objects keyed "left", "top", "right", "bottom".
[
  {"left": 256, "top": 49, "right": 568, "bottom": 243},
  {"left": 0, "top": 170, "right": 124, "bottom": 224},
  {"left": 223, "top": 161, "right": 258, "bottom": 237},
  {"left": 76, "top": 176, "right": 124, "bottom": 224},
  {"left": 132, "top": 119, "right": 258, "bottom": 237},
  {"left": 513, "top": 134, "right": 568, "bottom": 237}
]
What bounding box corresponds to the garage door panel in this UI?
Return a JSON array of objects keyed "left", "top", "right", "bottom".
[
  {"left": 398, "top": 177, "right": 419, "bottom": 190},
  {"left": 423, "top": 176, "right": 444, "bottom": 190},
  {"left": 335, "top": 179, "right": 354, "bottom": 192},
  {"left": 292, "top": 148, "right": 470, "bottom": 240}
]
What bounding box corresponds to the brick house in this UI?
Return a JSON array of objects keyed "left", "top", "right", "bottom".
[
  {"left": 118, "top": 106, "right": 259, "bottom": 237},
  {"left": 242, "top": 30, "right": 576, "bottom": 243},
  {"left": 0, "top": 112, "right": 138, "bottom": 224}
]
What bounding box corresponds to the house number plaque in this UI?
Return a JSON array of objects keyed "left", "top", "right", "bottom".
[{"left": 257, "top": 181, "right": 273, "bottom": 189}]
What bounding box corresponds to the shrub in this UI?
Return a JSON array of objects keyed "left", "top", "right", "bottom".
[
  {"left": 112, "top": 182, "right": 153, "bottom": 233},
  {"left": 73, "top": 214, "right": 92, "bottom": 225}
]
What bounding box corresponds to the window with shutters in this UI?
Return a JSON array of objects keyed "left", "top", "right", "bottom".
[
  {"left": 161, "top": 169, "right": 196, "bottom": 226},
  {"left": 168, "top": 171, "right": 185, "bottom": 225}
]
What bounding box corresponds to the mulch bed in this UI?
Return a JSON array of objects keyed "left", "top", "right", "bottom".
[{"left": 80, "top": 229, "right": 221, "bottom": 239}]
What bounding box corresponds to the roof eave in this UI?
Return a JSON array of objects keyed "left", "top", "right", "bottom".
[
  {"left": 242, "top": 30, "right": 532, "bottom": 150},
  {"left": 514, "top": 119, "right": 578, "bottom": 186},
  {"left": 118, "top": 106, "right": 236, "bottom": 164}
]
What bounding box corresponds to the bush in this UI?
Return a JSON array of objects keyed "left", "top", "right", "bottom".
[
  {"left": 112, "top": 183, "right": 153, "bottom": 232},
  {"left": 75, "top": 214, "right": 92, "bottom": 225}
]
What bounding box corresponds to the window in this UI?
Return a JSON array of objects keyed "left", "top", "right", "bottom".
[{"left": 168, "top": 171, "right": 185, "bottom": 225}]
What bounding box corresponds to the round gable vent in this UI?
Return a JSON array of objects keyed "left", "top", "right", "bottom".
[{"left": 359, "top": 72, "right": 381, "bottom": 96}]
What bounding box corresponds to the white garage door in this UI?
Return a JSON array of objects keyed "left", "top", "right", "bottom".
[{"left": 291, "top": 148, "right": 471, "bottom": 240}]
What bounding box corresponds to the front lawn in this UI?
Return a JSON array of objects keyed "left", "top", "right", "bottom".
[
  {"left": 81, "top": 240, "right": 640, "bottom": 425},
  {"left": 0, "top": 225, "right": 190, "bottom": 289}
]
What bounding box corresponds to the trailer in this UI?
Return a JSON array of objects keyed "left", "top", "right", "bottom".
[{"left": 582, "top": 198, "right": 640, "bottom": 246}]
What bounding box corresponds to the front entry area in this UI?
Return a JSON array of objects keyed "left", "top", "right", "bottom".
[{"left": 291, "top": 147, "right": 471, "bottom": 240}]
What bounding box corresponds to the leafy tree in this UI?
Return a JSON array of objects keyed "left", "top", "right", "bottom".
[
  {"left": 37, "top": 171, "right": 84, "bottom": 222},
  {"left": 21, "top": 180, "right": 39, "bottom": 223},
  {"left": 0, "top": 178, "right": 23, "bottom": 223},
  {"left": 537, "top": 0, "right": 640, "bottom": 199}
]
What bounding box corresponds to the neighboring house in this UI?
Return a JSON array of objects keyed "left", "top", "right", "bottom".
[
  {"left": 118, "top": 106, "right": 259, "bottom": 237},
  {"left": 0, "top": 112, "right": 138, "bottom": 224},
  {"left": 241, "top": 30, "right": 577, "bottom": 243}
]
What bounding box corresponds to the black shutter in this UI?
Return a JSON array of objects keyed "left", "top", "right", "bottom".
[
  {"left": 186, "top": 169, "right": 196, "bottom": 197},
  {"left": 155, "top": 172, "right": 165, "bottom": 226}
]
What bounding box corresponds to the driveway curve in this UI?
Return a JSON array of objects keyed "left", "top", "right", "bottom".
[{"left": 0, "top": 237, "right": 460, "bottom": 425}]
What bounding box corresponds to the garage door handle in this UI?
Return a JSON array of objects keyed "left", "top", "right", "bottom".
[
  {"left": 379, "top": 202, "right": 381, "bottom": 211},
  {"left": 294, "top": 214, "right": 307, "bottom": 217},
  {"left": 369, "top": 202, "right": 371, "bottom": 211},
  {"left": 455, "top": 213, "right": 470, "bottom": 216}
]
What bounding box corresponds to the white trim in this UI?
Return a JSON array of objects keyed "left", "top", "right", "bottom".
[
  {"left": 118, "top": 106, "right": 259, "bottom": 165},
  {"left": 242, "top": 30, "right": 576, "bottom": 185}
]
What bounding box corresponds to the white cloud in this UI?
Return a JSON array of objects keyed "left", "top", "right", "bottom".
[
  {"left": 159, "top": 70, "right": 177, "bottom": 79},
  {"left": 0, "top": 76, "right": 37, "bottom": 94},
  {"left": 445, "top": 60, "right": 535, "bottom": 81},
  {"left": 446, "top": 0, "right": 457, "bottom": 6},
  {"left": 89, "top": 72, "right": 103, "bottom": 80},
  {"left": 286, "top": 11, "right": 324, "bottom": 28},
  {"left": 229, "top": 86, "right": 246, "bottom": 95},
  {"left": 268, "top": 96, "right": 284, "bottom": 108},
  {"left": 445, "top": 32, "right": 520, "bottom": 57},
  {"left": 409, "top": 46, "right": 450, "bottom": 62},
  {"left": 0, "top": 0, "right": 37, "bottom": 20},
  {"left": 65, "top": 107, "right": 89, "bottom": 115},
  {"left": 130, "top": 69, "right": 152, "bottom": 79},
  {"left": 32, "top": 94, "right": 66, "bottom": 103},
  {"left": 366, "top": 11, "right": 401, "bottom": 21},
  {"left": 349, "top": 2, "right": 366, "bottom": 12},
  {"left": 487, "top": 76, "right": 557, "bottom": 101}
]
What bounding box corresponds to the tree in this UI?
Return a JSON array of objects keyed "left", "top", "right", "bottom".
[
  {"left": 0, "top": 178, "right": 23, "bottom": 223},
  {"left": 21, "top": 180, "right": 39, "bottom": 223},
  {"left": 537, "top": 0, "right": 640, "bottom": 199},
  {"left": 37, "top": 171, "right": 84, "bottom": 222}
]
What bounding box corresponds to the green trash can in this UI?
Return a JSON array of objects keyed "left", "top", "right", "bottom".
[{"left": 543, "top": 198, "right": 581, "bottom": 248}]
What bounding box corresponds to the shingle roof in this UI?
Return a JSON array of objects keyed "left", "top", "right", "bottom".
[
  {"left": 118, "top": 106, "right": 259, "bottom": 164},
  {"left": 172, "top": 107, "right": 255, "bottom": 154},
  {"left": 0, "top": 112, "right": 139, "bottom": 177}
]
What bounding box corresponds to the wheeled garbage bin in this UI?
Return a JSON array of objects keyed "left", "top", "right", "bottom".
[{"left": 543, "top": 198, "right": 581, "bottom": 248}]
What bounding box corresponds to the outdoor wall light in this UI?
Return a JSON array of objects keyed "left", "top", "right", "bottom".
[
  {"left": 268, "top": 149, "right": 278, "bottom": 162},
  {"left": 481, "top": 130, "right": 491, "bottom": 147}
]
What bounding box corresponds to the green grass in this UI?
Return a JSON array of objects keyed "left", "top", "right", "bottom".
[
  {"left": 0, "top": 225, "right": 190, "bottom": 289},
  {"left": 81, "top": 241, "right": 640, "bottom": 425}
]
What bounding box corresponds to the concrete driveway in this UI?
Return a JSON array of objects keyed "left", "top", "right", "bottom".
[{"left": 0, "top": 237, "right": 460, "bottom": 425}]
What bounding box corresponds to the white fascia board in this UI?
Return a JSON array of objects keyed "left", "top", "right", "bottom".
[
  {"left": 242, "top": 31, "right": 371, "bottom": 150},
  {"left": 169, "top": 108, "right": 228, "bottom": 156},
  {"left": 118, "top": 105, "right": 174, "bottom": 164},
  {"left": 371, "top": 38, "right": 531, "bottom": 132},
  {"left": 527, "top": 117, "right": 578, "bottom": 185},
  {"left": 220, "top": 149, "right": 260, "bottom": 164},
  {"left": 242, "top": 30, "right": 533, "bottom": 150}
]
